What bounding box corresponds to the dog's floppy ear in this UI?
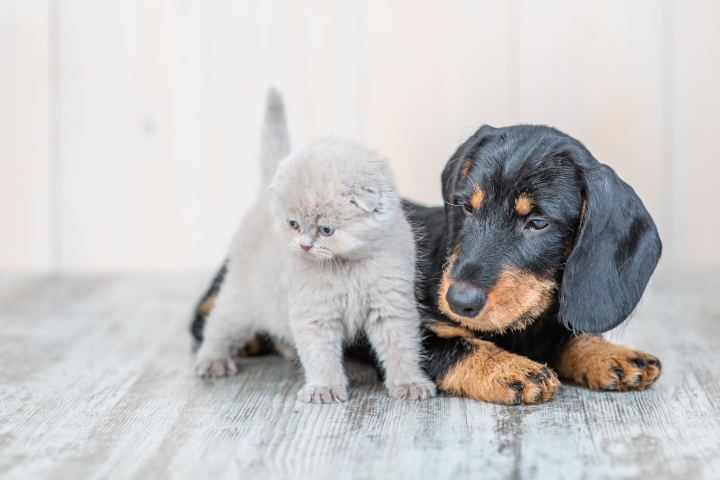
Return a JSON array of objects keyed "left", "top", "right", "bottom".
[
  {"left": 441, "top": 125, "right": 497, "bottom": 213},
  {"left": 559, "top": 164, "right": 662, "bottom": 334}
]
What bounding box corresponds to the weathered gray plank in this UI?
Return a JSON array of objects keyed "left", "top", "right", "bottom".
[{"left": 0, "top": 273, "right": 719, "bottom": 480}]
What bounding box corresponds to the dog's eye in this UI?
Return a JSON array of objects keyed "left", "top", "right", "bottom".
[
  {"left": 319, "top": 226, "right": 335, "bottom": 236},
  {"left": 287, "top": 220, "right": 300, "bottom": 230},
  {"left": 463, "top": 203, "right": 473, "bottom": 214},
  {"left": 526, "top": 219, "right": 549, "bottom": 230}
]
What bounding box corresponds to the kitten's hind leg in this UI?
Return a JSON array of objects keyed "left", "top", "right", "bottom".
[
  {"left": 292, "top": 318, "right": 348, "bottom": 403},
  {"left": 365, "top": 316, "right": 437, "bottom": 400},
  {"left": 195, "top": 305, "right": 254, "bottom": 378}
]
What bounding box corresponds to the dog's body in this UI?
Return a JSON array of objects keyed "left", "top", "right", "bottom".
[
  {"left": 408, "top": 124, "right": 662, "bottom": 404},
  {"left": 192, "top": 118, "right": 663, "bottom": 406}
]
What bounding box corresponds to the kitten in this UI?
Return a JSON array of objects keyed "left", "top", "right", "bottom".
[{"left": 195, "top": 88, "right": 436, "bottom": 403}]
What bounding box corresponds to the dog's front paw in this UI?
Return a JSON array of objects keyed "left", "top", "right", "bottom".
[
  {"left": 194, "top": 357, "right": 238, "bottom": 378},
  {"left": 481, "top": 356, "right": 560, "bottom": 406},
  {"left": 387, "top": 378, "right": 437, "bottom": 400},
  {"left": 438, "top": 339, "right": 561, "bottom": 405},
  {"left": 555, "top": 335, "right": 662, "bottom": 392},
  {"left": 297, "top": 385, "right": 347, "bottom": 404}
]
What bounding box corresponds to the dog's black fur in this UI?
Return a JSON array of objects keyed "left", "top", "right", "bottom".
[
  {"left": 408, "top": 124, "right": 661, "bottom": 385},
  {"left": 191, "top": 124, "right": 662, "bottom": 403}
]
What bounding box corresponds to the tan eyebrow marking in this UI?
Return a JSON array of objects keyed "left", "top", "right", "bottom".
[
  {"left": 458, "top": 159, "right": 473, "bottom": 185},
  {"left": 515, "top": 195, "right": 533, "bottom": 215},
  {"left": 470, "top": 186, "right": 485, "bottom": 209}
]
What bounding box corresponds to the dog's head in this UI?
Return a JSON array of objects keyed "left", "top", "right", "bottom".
[{"left": 438, "top": 125, "right": 661, "bottom": 334}]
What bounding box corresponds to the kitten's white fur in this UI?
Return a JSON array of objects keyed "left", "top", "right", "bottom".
[{"left": 195, "top": 88, "right": 436, "bottom": 403}]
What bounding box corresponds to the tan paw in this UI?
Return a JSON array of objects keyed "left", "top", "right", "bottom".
[
  {"left": 297, "top": 385, "right": 348, "bottom": 404},
  {"left": 194, "top": 357, "right": 238, "bottom": 378},
  {"left": 387, "top": 378, "right": 437, "bottom": 400},
  {"left": 439, "top": 339, "right": 561, "bottom": 405},
  {"left": 555, "top": 335, "right": 662, "bottom": 392}
]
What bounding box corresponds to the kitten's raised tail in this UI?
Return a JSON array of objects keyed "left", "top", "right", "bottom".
[{"left": 260, "top": 87, "right": 290, "bottom": 186}]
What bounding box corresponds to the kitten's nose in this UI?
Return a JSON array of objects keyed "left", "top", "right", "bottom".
[
  {"left": 301, "top": 245, "right": 311, "bottom": 252},
  {"left": 446, "top": 282, "right": 487, "bottom": 318}
]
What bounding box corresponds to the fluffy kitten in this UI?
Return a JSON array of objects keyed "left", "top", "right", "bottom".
[{"left": 195, "top": 88, "right": 436, "bottom": 403}]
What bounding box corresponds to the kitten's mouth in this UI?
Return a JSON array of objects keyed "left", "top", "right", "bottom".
[{"left": 300, "top": 248, "right": 332, "bottom": 261}]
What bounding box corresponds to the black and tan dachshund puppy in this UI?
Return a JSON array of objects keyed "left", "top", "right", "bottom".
[
  {"left": 412, "top": 124, "right": 662, "bottom": 404},
  {"left": 192, "top": 124, "right": 663, "bottom": 405}
]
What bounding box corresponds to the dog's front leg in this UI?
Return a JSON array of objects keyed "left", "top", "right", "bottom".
[
  {"left": 425, "top": 332, "right": 561, "bottom": 405},
  {"left": 553, "top": 335, "right": 661, "bottom": 392}
]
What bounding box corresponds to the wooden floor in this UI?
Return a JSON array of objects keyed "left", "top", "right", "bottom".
[{"left": 1, "top": 272, "right": 719, "bottom": 480}]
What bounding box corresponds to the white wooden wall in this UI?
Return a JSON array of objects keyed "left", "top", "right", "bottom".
[{"left": 1, "top": 0, "right": 719, "bottom": 273}]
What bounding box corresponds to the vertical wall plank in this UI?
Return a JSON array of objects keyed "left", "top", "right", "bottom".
[
  {"left": 361, "top": 0, "right": 511, "bottom": 206},
  {"left": 0, "top": 0, "right": 50, "bottom": 272},
  {"left": 674, "top": 0, "right": 720, "bottom": 269},
  {"left": 201, "top": 0, "right": 362, "bottom": 267},
  {"left": 56, "top": 0, "right": 203, "bottom": 271},
  {"left": 516, "top": 0, "right": 672, "bottom": 267}
]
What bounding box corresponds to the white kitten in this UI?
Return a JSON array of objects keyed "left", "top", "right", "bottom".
[{"left": 195, "top": 89, "right": 436, "bottom": 403}]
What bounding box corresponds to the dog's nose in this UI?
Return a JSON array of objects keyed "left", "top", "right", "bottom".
[
  {"left": 446, "top": 283, "right": 487, "bottom": 318},
  {"left": 301, "top": 244, "right": 311, "bottom": 252}
]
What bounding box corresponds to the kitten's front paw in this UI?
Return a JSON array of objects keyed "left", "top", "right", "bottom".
[
  {"left": 194, "top": 357, "right": 238, "bottom": 378},
  {"left": 387, "top": 378, "right": 437, "bottom": 400},
  {"left": 297, "top": 385, "right": 347, "bottom": 404}
]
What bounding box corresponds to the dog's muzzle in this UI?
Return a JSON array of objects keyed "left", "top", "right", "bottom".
[{"left": 446, "top": 282, "right": 487, "bottom": 318}]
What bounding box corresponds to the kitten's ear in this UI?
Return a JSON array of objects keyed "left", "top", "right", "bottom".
[
  {"left": 349, "top": 186, "right": 382, "bottom": 213},
  {"left": 268, "top": 162, "right": 286, "bottom": 191}
]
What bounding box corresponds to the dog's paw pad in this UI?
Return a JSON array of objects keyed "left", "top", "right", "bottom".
[
  {"left": 439, "top": 342, "right": 561, "bottom": 405},
  {"left": 495, "top": 362, "right": 560, "bottom": 405},
  {"left": 585, "top": 352, "right": 662, "bottom": 392},
  {"left": 297, "top": 385, "right": 347, "bottom": 404},
  {"left": 559, "top": 337, "right": 662, "bottom": 392},
  {"left": 194, "top": 357, "right": 238, "bottom": 378},
  {"left": 388, "top": 379, "right": 437, "bottom": 400}
]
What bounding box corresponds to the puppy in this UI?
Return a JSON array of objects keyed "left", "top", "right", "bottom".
[{"left": 412, "top": 124, "right": 662, "bottom": 405}]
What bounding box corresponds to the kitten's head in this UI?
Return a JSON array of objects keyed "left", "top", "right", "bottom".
[{"left": 270, "top": 138, "right": 399, "bottom": 262}]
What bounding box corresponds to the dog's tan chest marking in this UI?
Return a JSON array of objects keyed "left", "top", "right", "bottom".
[
  {"left": 515, "top": 195, "right": 533, "bottom": 215},
  {"left": 425, "top": 319, "right": 473, "bottom": 339}
]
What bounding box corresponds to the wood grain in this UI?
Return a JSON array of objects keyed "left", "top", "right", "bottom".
[{"left": 0, "top": 273, "right": 719, "bottom": 479}]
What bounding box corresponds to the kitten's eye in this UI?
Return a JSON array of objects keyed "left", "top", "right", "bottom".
[
  {"left": 319, "top": 226, "right": 335, "bottom": 236},
  {"left": 287, "top": 220, "right": 299, "bottom": 230},
  {"left": 526, "top": 219, "right": 549, "bottom": 231}
]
